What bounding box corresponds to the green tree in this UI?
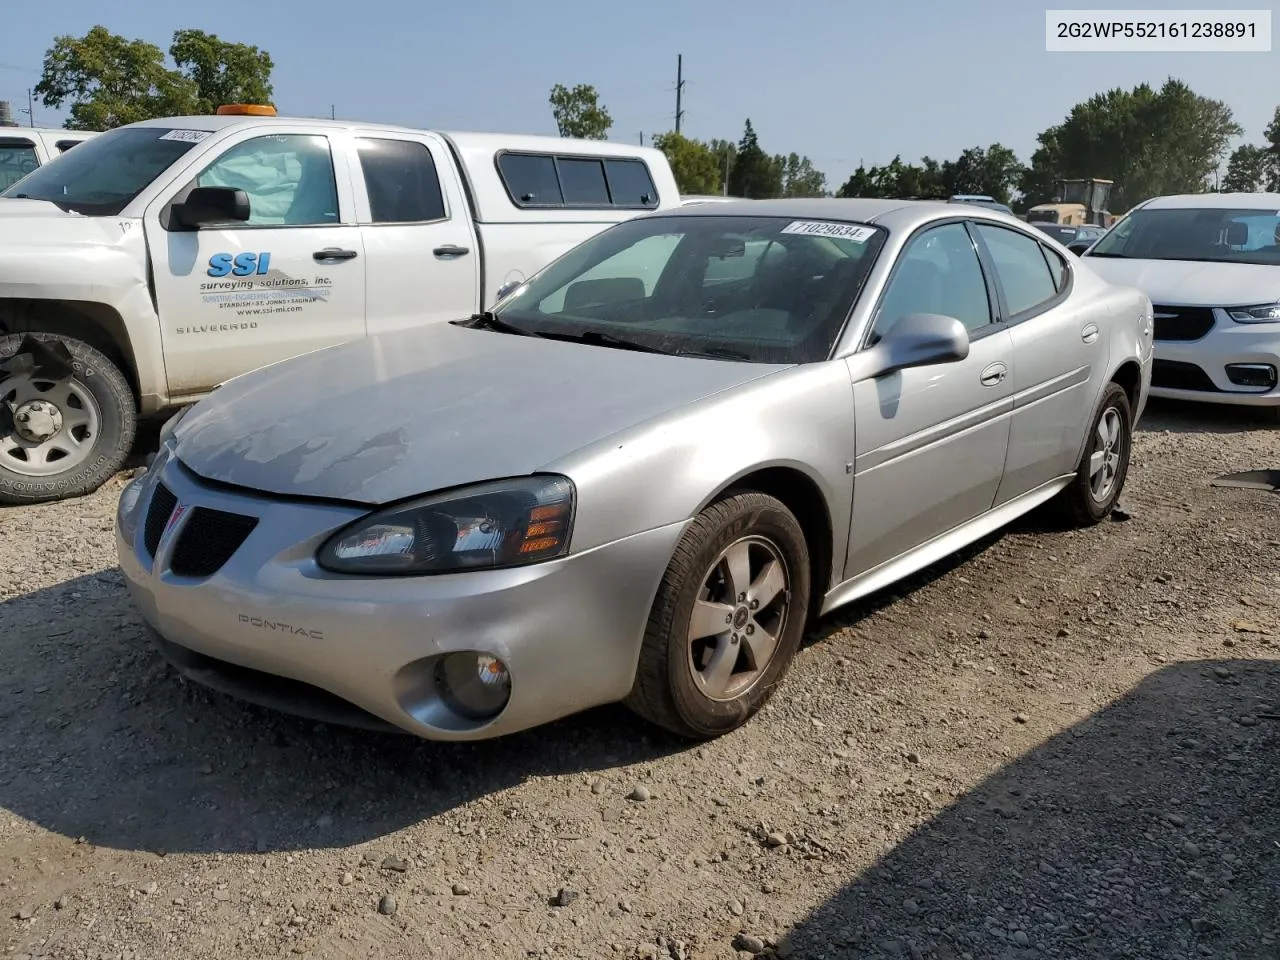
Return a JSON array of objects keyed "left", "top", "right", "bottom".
[
  {"left": 708, "top": 139, "right": 737, "bottom": 193},
  {"left": 35, "top": 26, "right": 195, "bottom": 130},
  {"left": 727, "top": 120, "right": 782, "bottom": 198},
  {"left": 169, "top": 29, "right": 273, "bottom": 114},
  {"left": 652, "top": 131, "right": 721, "bottom": 194},
  {"left": 1221, "top": 144, "right": 1273, "bottom": 192},
  {"left": 1264, "top": 105, "right": 1280, "bottom": 191},
  {"left": 1019, "top": 78, "right": 1241, "bottom": 212},
  {"left": 775, "top": 153, "right": 827, "bottom": 197},
  {"left": 35, "top": 25, "right": 275, "bottom": 131},
  {"left": 548, "top": 83, "right": 611, "bottom": 140}
]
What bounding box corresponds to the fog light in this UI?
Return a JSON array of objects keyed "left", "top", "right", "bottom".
[
  {"left": 1225, "top": 363, "right": 1277, "bottom": 389},
  {"left": 434, "top": 652, "right": 511, "bottom": 721}
]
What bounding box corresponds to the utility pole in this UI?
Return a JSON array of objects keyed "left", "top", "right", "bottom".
[
  {"left": 26, "top": 88, "right": 34, "bottom": 127},
  {"left": 723, "top": 152, "right": 730, "bottom": 196},
  {"left": 639, "top": 132, "right": 644, "bottom": 146},
  {"left": 674, "top": 54, "right": 685, "bottom": 135},
  {"left": 330, "top": 104, "right": 335, "bottom": 120}
]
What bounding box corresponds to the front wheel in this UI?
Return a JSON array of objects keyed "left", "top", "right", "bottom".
[
  {"left": 0, "top": 333, "right": 137, "bottom": 505},
  {"left": 1055, "top": 381, "right": 1133, "bottom": 526},
  {"left": 624, "top": 492, "right": 812, "bottom": 740}
]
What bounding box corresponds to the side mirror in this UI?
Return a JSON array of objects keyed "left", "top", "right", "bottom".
[
  {"left": 174, "top": 186, "right": 250, "bottom": 228},
  {"left": 1066, "top": 240, "right": 1092, "bottom": 256},
  {"left": 869, "top": 313, "right": 969, "bottom": 376}
]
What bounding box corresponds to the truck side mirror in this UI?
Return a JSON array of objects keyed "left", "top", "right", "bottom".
[{"left": 174, "top": 186, "right": 251, "bottom": 228}]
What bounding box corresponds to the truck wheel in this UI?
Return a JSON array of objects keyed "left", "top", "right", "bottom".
[{"left": 0, "top": 333, "right": 136, "bottom": 505}]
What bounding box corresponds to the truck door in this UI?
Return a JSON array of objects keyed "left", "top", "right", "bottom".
[
  {"left": 348, "top": 133, "right": 480, "bottom": 337},
  {"left": 143, "top": 126, "right": 366, "bottom": 399}
]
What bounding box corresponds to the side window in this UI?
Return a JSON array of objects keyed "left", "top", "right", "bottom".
[
  {"left": 975, "top": 223, "right": 1058, "bottom": 316},
  {"left": 499, "top": 153, "right": 562, "bottom": 205},
  {"left": 604, "top": 159, "right": 659, "bottom": 207},
  {"left": 356, "top": 138, "right": 446, "bottom": 223},
  {"left": 537, "top": 233, "right": 682, "bottom": 313},
  {"left": 0, "top": 138, "right": 39, "bottom": 190},
  {"left": 196, "top": 134, "right": 339, "bottom": 226},
  {"left": 870, "top": 222, "right": 992, "bottom": 341},
  {"left": 558, "top": 158, "right": 610, "bottom": 205},
  {"left": 1040, "top": 244, "right": 1070, "bottom": 292}
]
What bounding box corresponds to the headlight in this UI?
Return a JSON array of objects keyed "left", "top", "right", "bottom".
[
  {"left": 1228, "top": 303, "right": 1280, "bottom": 324},
  {"left": 317, "top": 475, "right": 575, "bottom": 575}
]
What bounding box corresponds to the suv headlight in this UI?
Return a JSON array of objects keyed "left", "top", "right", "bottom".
[
  {"left": 1227, "top": 303, "right": 1280, "bottom": 324},
  {"left": 317, "top": 475, "right": 575, "bottom": 576}
]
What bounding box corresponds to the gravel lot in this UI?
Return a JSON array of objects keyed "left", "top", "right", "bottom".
[{"left": 2, "top": 401, "right": 1278, "bottom": 960}]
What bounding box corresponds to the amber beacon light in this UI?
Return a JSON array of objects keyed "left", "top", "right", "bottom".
[{"left": 215, "top": 104, "right": 278, "bottom": 117}]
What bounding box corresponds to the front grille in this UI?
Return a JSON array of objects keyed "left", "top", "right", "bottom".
[
  {"left": 143, "top": 483, "right": 178, "bottom": 556},
  {"left": 169, "top": 507, "right": 259, "bottom": 578},
  {"left": 1151, "top": 359, "right": 1220, "bottom": 392},
  {"left": 1151, "top": 305, "right": 1215, "bottom": 341}
]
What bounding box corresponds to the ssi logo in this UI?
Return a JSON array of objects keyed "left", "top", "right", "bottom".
[{"left": 207, "top": 251, "right": 272, "bottom": 277}]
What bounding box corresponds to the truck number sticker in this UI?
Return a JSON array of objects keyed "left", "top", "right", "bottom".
[
  {"left": 207, "top": 252, "right": 272, "bottom": 277},
  {"left": 780, "top": 221, "right": 875, "bottom": 243},
  {"left": 159, "top": 129, "right": 212, "bottom": 143}
]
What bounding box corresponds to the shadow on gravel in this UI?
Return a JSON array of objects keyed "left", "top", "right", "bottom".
[
  {"left": 0, "top": 573, "right": 684, "bottom": 856},
  {"left": 783, "top": 659, "right": 1280, "bottom": 960},
  {"left": 1137, "top": 397, "right": 1277, "bottom": 436}
]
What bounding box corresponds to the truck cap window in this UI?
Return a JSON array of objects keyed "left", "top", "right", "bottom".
[
  {"left": 0, "top": 138, "right": 38, "bottom": 191},
  {"left": 0, "top": 127, "right": 201, "bottom": 216},
  {"left": 497, "top": 151, "right": 660, "bottom": 210}
]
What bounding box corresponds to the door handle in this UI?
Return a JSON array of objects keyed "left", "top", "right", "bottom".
[
  {"left": 1081, "top": 323, "right": 1100, "bottom": 344},
  {"left": 980, "top": 362, "right": 1007, "bottom": 387},
  {"left": 313, "top": 248, "right": 358, "bottom": 262},
  {"left": 433, "top": 244, "right": 470, "bottom": 258}
]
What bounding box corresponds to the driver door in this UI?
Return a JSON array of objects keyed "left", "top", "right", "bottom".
[
  {"left": 144, "top": 127, "right": 366, "bottom": 400},
  {"left": 844, "top": 220, "right": 1014, "bottom": 579}
]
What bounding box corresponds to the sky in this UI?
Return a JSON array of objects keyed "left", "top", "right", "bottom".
[{"left": 1, "top": 0, "right": 1276, "bottom": 189}]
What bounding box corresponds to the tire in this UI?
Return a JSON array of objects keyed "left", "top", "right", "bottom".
[
  {"left": 1055, "top": 381, "right": 1133, "bottom": 526},
  {"left": 624, "top": 491, "right": 811, "bottom": 740},
  {"left": 0, "top": 333, "right": 136, "bottom": 505}
]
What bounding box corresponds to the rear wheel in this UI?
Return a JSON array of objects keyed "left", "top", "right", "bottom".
[
  {"left": 1055, "top": 381, "right": 1132, "bottom": 526},
  {"left": 0, "top": 333, "right": 136, "bottom": 505},
  {"left": 624, "top": 492, "right": 811, "bottom": 740}
]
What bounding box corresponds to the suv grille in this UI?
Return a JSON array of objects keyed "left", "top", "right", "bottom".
[
  {"left": 1151, "top": 359, "right": 1220, "bottom": 392},
  {"left": 1151, "top": 305, "right": 1215, "bottom": 341},
  {"left": 143, "top": 483, "right": 178, "bottom": 556},
  {"left": 169, "top": 508, "right": 259, "bottom": 578}
]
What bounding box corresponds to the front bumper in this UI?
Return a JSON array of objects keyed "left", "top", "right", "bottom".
[
  {"left": 115, "top": 448, "right": 686, "bottom": 740},
  {"left": 1151, "top": 314, "right": 1280, "bottom": 407}
]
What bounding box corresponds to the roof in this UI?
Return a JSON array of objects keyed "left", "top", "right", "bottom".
[
  {"left": 122, "top": 115, "right": 664, "bottom": 158},
  {"left": 662, "top": 197, "right": 924, "bottom": 221},
  {"left": 1140, "top": 192, "right": 1280, "bottom": 210},
  {"left": 0, "top": 127, "right": 95, "bottom": 137}
]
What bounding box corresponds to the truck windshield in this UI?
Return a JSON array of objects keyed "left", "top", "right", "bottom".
[
  {"left": 0, "top": 138, "right": 40, "bottom": 191},
  {"left": 0, "top": 126, "right": 201, "bottom": 216},
  {"left": 491, "top": 214, "right": 887, "bottom": 364},
  {"left": 1087, "top": 206, "right": 1280, "bottom": 265}
]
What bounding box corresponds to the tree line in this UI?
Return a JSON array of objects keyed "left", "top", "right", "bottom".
[
  {"left": 24, "top": 27, "right": 1280, "bottom": 212},
  {"left": 553, "top": 77, "right": 1280, "bottom": 213}
]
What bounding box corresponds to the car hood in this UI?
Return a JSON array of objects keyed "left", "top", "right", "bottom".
[
  {"left": 1082, "top": 257, "right": 1280, "bottom": 307},
  {"left": 172, "top": 322, "right": 789, "bottom": 505},
  {"left": 0, "top": 199, "right": 137, "bottom": 247}
]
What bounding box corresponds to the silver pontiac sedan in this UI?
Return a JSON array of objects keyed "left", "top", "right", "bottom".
[{"left": 115, "top": 199, "right": 1154, "bottom": 742}]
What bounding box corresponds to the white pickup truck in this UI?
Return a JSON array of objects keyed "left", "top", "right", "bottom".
[
  {"left": 0, "top": 106, "right": 680, "bottom": 504},
  {"left": 0, "top": 128, "right": 96, "bottom": 190}
]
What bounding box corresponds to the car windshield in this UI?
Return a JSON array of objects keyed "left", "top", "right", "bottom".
[
  {"left": 0, "top": 126, "right": 201, "bottom": 216},
  {"left": 492, "top": 214, "right": 887, "bottom": 363},
  {"left": 1087, "top": 206, "right": 1280, "bottom": 265}
]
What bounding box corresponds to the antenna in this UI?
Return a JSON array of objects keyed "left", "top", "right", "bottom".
[{"left": 674, "top": 54, "right": 684, "bottom": 134}]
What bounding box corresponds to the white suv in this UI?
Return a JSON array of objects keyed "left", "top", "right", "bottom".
[{"left": 1082, "top": 193, "right": 1280, "bottom": 419}]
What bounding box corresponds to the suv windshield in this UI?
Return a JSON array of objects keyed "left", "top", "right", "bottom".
[
  {"left": 0, "top": 126, "right": 202, "bottom": 216},
  {"left": 491, "top": 214, "right": 887, "bottom": 363},
  {"left": 1087, "top": 206, "right": 1280, "bottom": 265}
]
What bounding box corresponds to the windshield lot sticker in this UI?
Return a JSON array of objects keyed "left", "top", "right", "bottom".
[
  {"left": 159, "top": 129, "right": 211, "bottom": 143},
  {"left": 780, "top": 221, "right": 875, "bottom": 243}
]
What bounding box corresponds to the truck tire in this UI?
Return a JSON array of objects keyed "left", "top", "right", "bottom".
[{"left": 0, "top": 333, "right": 136, "bottom": 505}]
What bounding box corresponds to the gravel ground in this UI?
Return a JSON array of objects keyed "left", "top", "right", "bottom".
[{"left": 1, "top": 400, "right": 1278, "bottom": 960}]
